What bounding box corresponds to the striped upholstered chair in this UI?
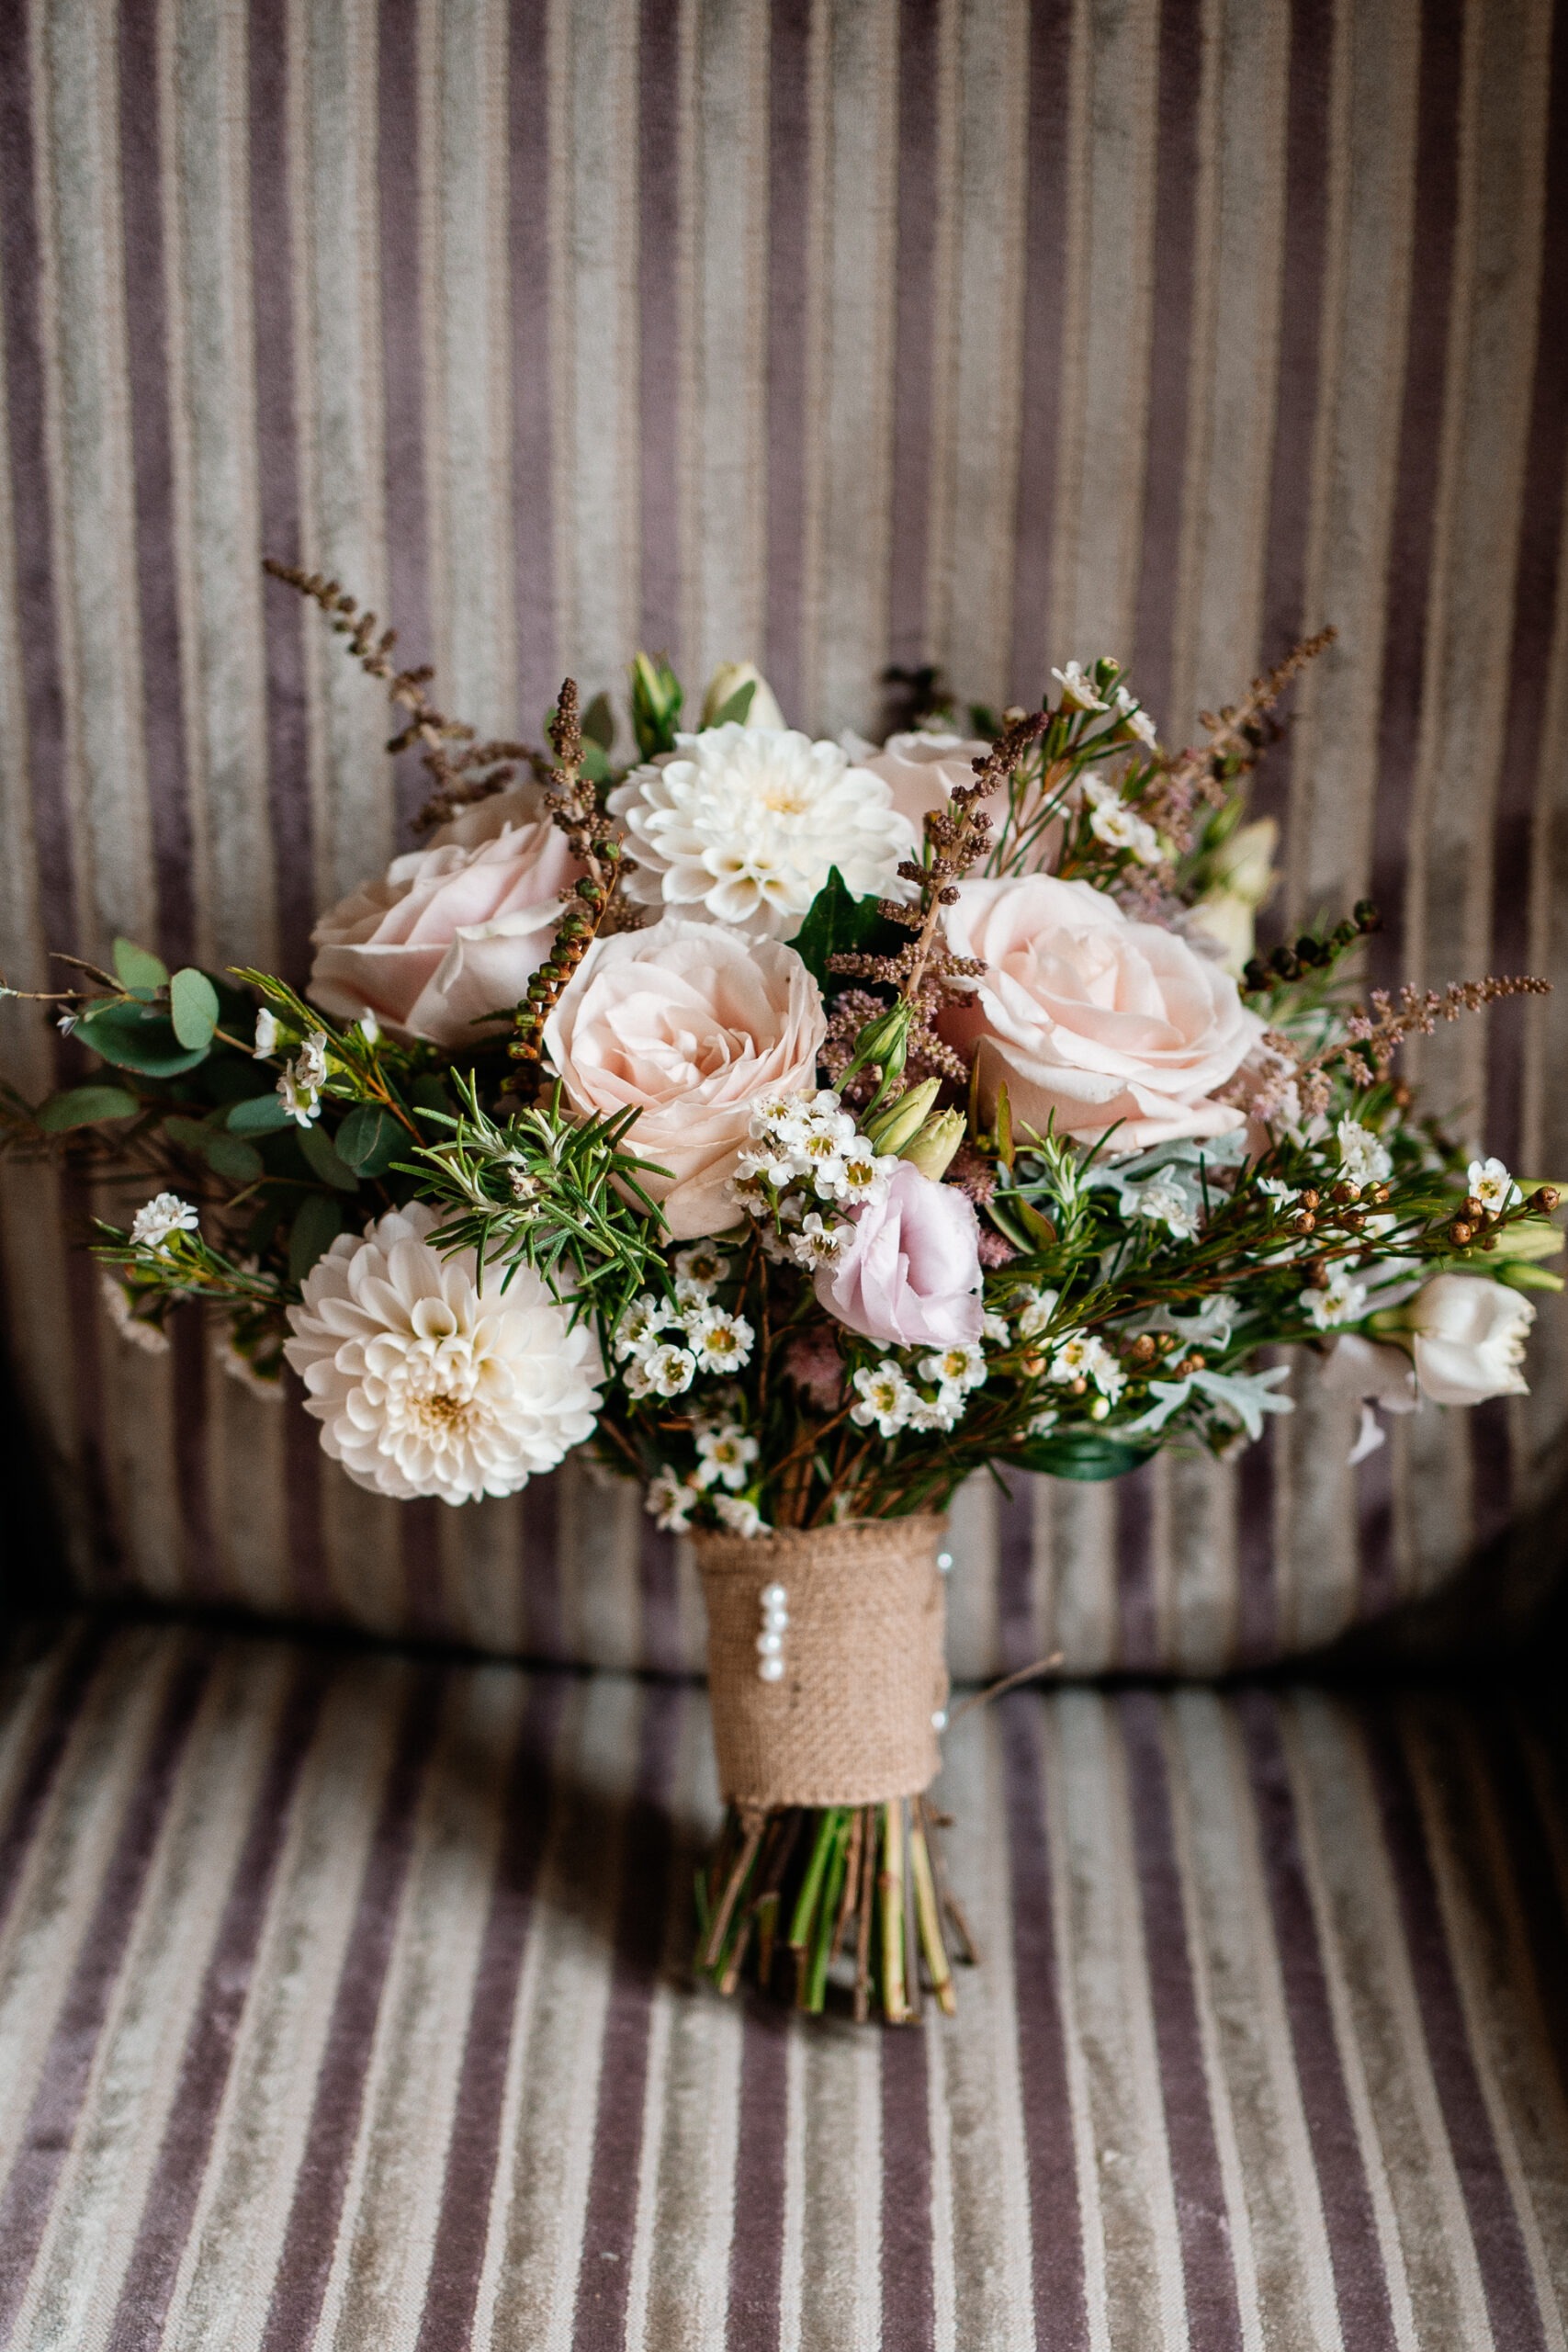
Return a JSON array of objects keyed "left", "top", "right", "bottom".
[{"left": 1, "top": 2, "right": 1565, "bottom": 2343}]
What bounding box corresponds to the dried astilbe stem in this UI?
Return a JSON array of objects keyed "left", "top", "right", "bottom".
[
  {"left": 508, "top": 679, "right": 629, "bottom": 1062},
  {"left": 1140, "top": 625, "right": 1337, "bottom": 853},
  {"left": 262, "top": 559, "right": 546, "bottom": 831},
  {"left": 1327, "top": 975, "right": 1550, "bottom": 1079}
]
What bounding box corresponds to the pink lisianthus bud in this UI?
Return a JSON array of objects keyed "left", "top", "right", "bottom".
[{"left": 814, "top": 1161, "right": 984, "bottom": 1349}]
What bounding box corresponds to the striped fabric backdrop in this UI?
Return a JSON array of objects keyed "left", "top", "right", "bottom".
[
  {"left": 3, "top": 1618, "right": 1568, "bottom": 2347},
  {"left": 0, "top": 0, "right": 1563, "bottom": 1668}
]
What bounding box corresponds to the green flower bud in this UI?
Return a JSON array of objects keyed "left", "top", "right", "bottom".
[
  {"left": 863, "top": 1077, "right": 941, "bottom": 1155},
  {"left": 898, "top": 1108, "right": 965, "bottom": 1182},
  {"left": 839, "top": 998, "right": 914, "bottom": 1113}
]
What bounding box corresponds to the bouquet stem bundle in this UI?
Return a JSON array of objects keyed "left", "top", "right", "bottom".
[{"left": 695, "top": 1794, "right": 972, "bottom": 2021}]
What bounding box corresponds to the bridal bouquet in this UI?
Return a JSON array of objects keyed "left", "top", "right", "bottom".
[{"left": 4, "top": 566, "right": 1557, "bottom": 2021}]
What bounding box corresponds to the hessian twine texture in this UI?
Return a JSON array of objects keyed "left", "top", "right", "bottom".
[{"left": 694, "top": 1516, "right": 949, "bottom": 1809}]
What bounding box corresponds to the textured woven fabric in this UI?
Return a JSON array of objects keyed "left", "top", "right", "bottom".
[
  {"left": 695, "top": 1516, "right": 948, "bottom": 1806},
  {"left": 2, "top": 1616, "right": 1567, "bottom": 2348},
  {"left": 0, "top": 0, "right": 1564, "bottom": 1667}
]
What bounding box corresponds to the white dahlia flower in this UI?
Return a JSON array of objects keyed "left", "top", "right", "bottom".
[
  {"left": 282, "top": 1201, "right": 602, "bottom": 1504},
  {"left": 609, "top": 723, "right": 919, "bottom": 938}
]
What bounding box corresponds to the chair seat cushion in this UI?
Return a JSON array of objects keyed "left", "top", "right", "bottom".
[{"left": 0, "top": 1619, "right": 1563, "bottom": 2348}]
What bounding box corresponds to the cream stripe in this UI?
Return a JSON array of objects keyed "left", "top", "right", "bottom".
[
  {"left": 560, "top": 1457, "right": 646, "bottom": 1672},
  {"left": 1046, "top": 1690, "right": 1187, "bottom": 2352},
  {"left": 0, "top": 1631, "right": 176, "bottom": 2167},
  {"left": 1275, "top": 1363, "right": 1357, "bottom": 1656},
  {"left": 1168, "top": 1693, "right": 1342, "bottom": 2352},
  {"left": 550, "top": 0, "right": 640, "bottom": 705},
  {"left": 12, "top": 1646, "right": 294, "bottom": 2352},
  {"left": 1400, "top": 1699, "right": 1568, "bottom": 2347},
  {"left": 1179, "top": 0, "right": 1292, "bottom": 721},
  {"left": 929, "top": 0, "right": 1031, "bottom": 716},
  {"left": 320, "top": 1453, "right": 405, "bottom": 1637},
  {"left": 777, "top": 2014, "right": 808, "bottom": 2352},
  {"left": 1166, "top": 1453, "right": 1239, "bottom": 1676},
  {"left": 687, "top": 0, "right": 769, "bottom": 689},
  {"left": 0, "top": 1634, "right": 82, "bottom": 1820},
  {"left": 943, "top": 1472, "right": 999, "bottom": 1683},
  {"left": 293, "top": 0, "right": 391, "bottom": 912},
  {"left": 788, "top": 1994, "right": 883, "bottom": 2349},
  {"left": 166, "top": 0, "right": 272, "bottom": 967},
  {"left": 206, "top": 1370, "right": 292, "bottom": 1617},
  {"left": 1049, "top": 0, "right": 1161, "bottom": 662},
  {"left": 1046, "top": 1479, "right": 1116, "bottom": 1676},
  {"left": 931, "top": 1708, "right": 1036, "bottom": 2347},
  {"left": 624, "top": 1688, "right": 740, "bottom": 2352},
  {"left": 445, "top": 1494, "right": 527, "bottom": 1657},
  {"left": 477, "top": 1675, "right": 642, "bottom": 2350},
  {"left": 807, "top": 0, "right": 899, "bottom": 740},
  {"left": 159, "top": 1657, "right": 409, "bottom": 2352},
  {"left": 317, "top": 1668, "right": 522, "bottom": 2352}
]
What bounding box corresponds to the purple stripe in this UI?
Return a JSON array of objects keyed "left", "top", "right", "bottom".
[
  {"left": 762, "top": 0, "right": 813, "bottom": 723},
  {"left": 0, "top": 1637, "right": 213, "bottom": 2340},
  {"left": 1250, "top": 0, "right": 1335, "bottom": 928},
  {"left": 1354, "top": 1419, "right": 1399, "bottom": 1624},
  {"left": 997, "top": 1475, "right": 1036, "bottom": 1673},
  {"left": 117, "top": 0, "right": 195, "bottom": 967},
  {"left": 249, "top": 0, "right": 316, "bottom": 984},
  {"left": 172, "top": 1310, "right": 220, "bottom": 1600},
  {"left": 1466, "top": 1396, "right": 1513, "bottom": 1561},
  {"left": 886, "top": 0, "right": 941, "bottom": 676},
  {"left": 378, "top": 0, "right": 436, "bottom": 839},
  {"left": 0, "top": 0, "right": 79, "bottom": 967},
  {"left": 1120, "top": 1693, "right": 1244, "bottom": 2352},
  {"left": 1001, "top": 1693, "right": 1088, "bottom": 2350},
  {"left": 571, "top": 1684, "right": 682, "bottom": 2348},
  {"left": 1235, "top": 1391, "right": 1278, "bottom": 1667},
  {"left": 1129, "top": 0, "right": 1203, "bottom": 725},
  {"left": 107, "top": 1656, "right": 333, "bottom": 2352},
  {"left": 1365, "top": 1703, "right": 1549, "bottom": 2350},
  {"left": 1237, "top": 1692, "right": 1397, "bottom": 2349},
  {"left": 284, "top": 1369, "right": 333, "bottom": 1618},
  {"left": 62, "top": 1166, "right": 123, "bottom": 1590},
  {"left": 521, "top": 1467, "right": 565, "bottom": 1664},
  {"left": 1115, "top": 1459, "right": 1159, "bottom": 1673},
  {"left": 401, "top": 1498, "right": 447, "bottom": 1644},
  {"left": 0, "top": 1621, "right": 113, "bottom": 1944},
  {"left": 414, "top": 1676, "right": 566, "bottom": 2352},
  {"left": 638, "top": 0, "right": 682, "bottom": 661},
  {"left": 1008, "top": 0, "right": 1074, "bottom": 707},
  {"left": 1484, "top": 1, "right": 1568, "bottom": 1166},
  {"left": 1367, "top": 0, "right": 1463, "bottom": 989},
  {"left": 880, "top": 2027, "right": 936, "bottom": 2351},
  {"left": 1473, "top": 1701, "right": 1568, "bottom": 2118},
  {"left": 258, "top": 1665, "right": 446, "bottom": 2352},
  {"left": 725, "top": 2000, "right": 790, "bottom": 2350},
  {"left": 509, "top": 0, "right": 556, "bottom": 734},
  {"left": 637, "top": 1521, "right": 683, "bottom": 1677}
]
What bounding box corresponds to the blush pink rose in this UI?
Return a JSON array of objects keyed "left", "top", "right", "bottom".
[
  {"left": 815, "top": 1161, "right": 984, "bottom": 1348},
  {"left": 309, "top": 789, "right": 581, "bottom": 1047},
  {"left": 855, "top": 731, "right": 991, "bottom": 831},
  {"left": 541, "top": 917, "right": 828, "bottom": 1241},
  {"left": 941, "top": 873, "right": 1264, "bottom": 1151}
]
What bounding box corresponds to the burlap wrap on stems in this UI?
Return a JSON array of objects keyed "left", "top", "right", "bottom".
[{"left": 694, "top": 1515, "right": 948, "bottom": 1810}]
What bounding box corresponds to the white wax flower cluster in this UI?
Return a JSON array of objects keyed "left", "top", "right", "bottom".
[
  {"left": 647, "top": 1408, "right": 765, "bottom": 1535},
  {"left": 728, "top": 1090, "right": 897, "bottom": 1261},
  {"left": 1010, "top": 1284, "right": 1127, "bottom": 1416},
  {"left": 848, "top": 1338, "right": 989, "bottom": 1439},
  {"left": 613, "top": 1250, "right": 755, "bottom": 1402}
]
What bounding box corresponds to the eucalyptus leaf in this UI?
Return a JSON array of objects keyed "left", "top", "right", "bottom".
[
  {"left": 227, "top": 1092, "right": 293, "bottom": 1135},
  {"left": 34, "top": 1084, "right": 140, "bottom": 1133},
  {"left": 334, "top": 1102, "right": 403, "bottom": 1177},
  {"left": 581, "top": 690, "right": 615, "bottom": 751},
  {"left": 168, "top": 967, "right": 220, "bottom": 1048},
  {"left": 298, "top": 1122, "right": 361, "bottom": 1192},
  {"left": 581, "top": 741, "right": 611, "bottom": 785},
  {"left": 288, "top": 1191, "right": 343, "bottom": 1283},
  {"left": 112, "top": 936, "right": 168, "bottom": 998},
  {"left": 74, "top": 1000, "right": 209, "bottom": 1077},
  {"left": 161, "top": 1114, "right": 264, "bottom": 1184},
  {"left": 1010, "top": 1430, "right": 1156, "bottom": 1482}
]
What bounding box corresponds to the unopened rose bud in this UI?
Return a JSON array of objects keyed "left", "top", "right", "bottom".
[
  {"left": 899, "top": 1109, "right": 966, "bottom": 1182},
  {"left": 863, "top": 1077, "right": 941, "bottom": 1156},
  {"left": 699, "top": 659, "right": 785, "bottom": 732}
]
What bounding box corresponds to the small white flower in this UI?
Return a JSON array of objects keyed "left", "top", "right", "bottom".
[
  {"left": 276, "top": 1068, "right": 322, "bottom": 1127},
  {"left": 253, "top": 1008, "right": 279, "bottom": 1057},
  {"left": 673, "top": 1242, "right": 731, "bottom": 1296},
  {"left": 818, "top": 1145, "right": 897, "bottom": 1207},
  {"left": 1257, "top": 1176, "right": 1300, "bottom": 1208},
  {"left": 1466, "top": 1157, "right": 1519, "bottom": 1213},
  {"left": 1015, "top": 1284, "right": 1059, "bottom": 1340},
  {"left": 1049, "top": 1332, "right": 1123, "bottom": 1399},
  {"left": 295, "top": 1030, "right": 331, "bottom": 1091},
  {"left": 1301, "top": 1271, "right": 1368, "bottom": 1330},
  {"left": 1113, "top": 686, "right": 1158, "bottom": 747},
  {"left": 850, "top": 1361, "right": 916, "bottom": 1437},
  {"left": 1129, "top": 1172, "right": 1199, "bottom": 1238},
  {"left": 1336, "top": 1117, "right": 1393, "bottom": 1187},
  {"left": 982, "top": 1310, "right": 1010, "bottom": 1344},
  {"left": 626, "top": 1342, "right": 697, "bottom": 1399},
  {"left": 1083, "top": 779, "right": 1163, "bottom": 866},
  {"left": 919, "top": 1341, "right": 987, "bottom": 1392},
  {"left": 130, "top": 1192, "right": 200, "bottom": 1252},
  {"left": 56, "top": 1012, "right": 76, "bottom": 1037},
  {"left": 1027, "top": 1407, "right": 1059, "bottom": 1438},
  {"left": 682, "top": 1305, "right": 754, "bottom": 1373},
  {"left": 694, "top": 1423, "right": 759, "bottom": 1492},
  {"left": 750, "top": 1090, "right": 811, "bottom": 1136},
  {"left": 714, "top": 1492, "right": 767, "bottom": 1538},
  {"left": 735, "top": 1140, "right": 801, "bottom": 1188},
  {"left": 100, "top": 1274, "right": 170, "bottom": 1353},
  {"left": 647, "top": 1466, "right": 703, "bottom": 1531},
  {"left": 1052, "top": 661, "right": 1106, "bottom": 713},
  {"left": 908, "top": 1386, "right": 964, "bottom": 1432},
  {"left": 787, "top": 1212, "right": 850, "bottom": 1270},
  {"left": 615, "top": 1294, "right": 675, "bottom": 1362},
  {"left": 357, "top": 1009, "right": 380, "bottom": 1046}
]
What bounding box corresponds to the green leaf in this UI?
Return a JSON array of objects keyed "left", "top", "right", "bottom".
[
  {"left": 709, "top": 681, "right": 756, "bottom": 729},
  {"left": 412, "top": 1075, "right": 455, "bottom": 1123},
  {"left": 227, "top": 1092, "right": 292, "bottom": 1135},
  {"left": 112, "top": 937, "right": 168, "bottom": 999},
  {"left": 1010, "top": 1430, "right": 1157, "bottom": 1482},
  {"left": 34, "top": 1084, "right": 141, "bottom": 1133},
  {"left": 581, "top": 690, "right": 615, "bottom": 752},
  {"left": 334, "top": 1102, "right": 403, "bottom": 1177},
  {"left": 288, "top": 1191, "right": 343, "bottom": 1283},
  {"left": 297, "top": 1122, "right": 360, "bottom": 1192},
  {"left": 168, "top": 967, "right": 220, "bottom": 1048},
  {"left": 791, "top": 867, "right": 908, "bottom": 999},
  {"left": 74, "top": 1000, "right": 209, "bottom": 1077},
  {"left": 580, "top": 741, "right": 611, "bottom": 785},
  {"left": 161, "top": 1114, "right": 264, "bottom": 1183}
]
